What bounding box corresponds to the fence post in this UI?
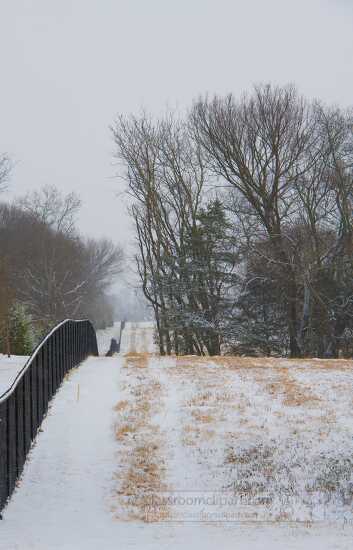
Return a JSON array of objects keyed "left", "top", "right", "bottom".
[
  {"left": 0, "top": 401, "right": 8, "bottom": 510},
  {"left": 23, "top": 370, "right": 31, "bottom": 456},
  {"left": 7, "top": 396, "right": 16, "bottom": 499},
  {"left": 15, "top": 381, "right": 25, "bottom": 478},
  {"left": 42, "top": 346, "right": 48, "bottom": 416},
  {"left": 36, "top": 354, "right": 43, "bottom": 427}
]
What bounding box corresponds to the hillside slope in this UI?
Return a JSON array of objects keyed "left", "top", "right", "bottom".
[{"left": 2, "top": 323, "right": 353, "bottom": 549}]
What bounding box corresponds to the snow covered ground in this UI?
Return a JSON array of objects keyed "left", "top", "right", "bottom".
[
  {"left": 2, "top": 324, "right": 353, "bottom": 549},
  {"left": 0, "top": 354, "right": 28, "bottom": 395}
]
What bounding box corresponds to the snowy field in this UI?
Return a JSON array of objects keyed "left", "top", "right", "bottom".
[
  {"left": 115, "top": 355, "right": 353, "bottom": 523},
  {"left": 0, "top": 354, "right": 28, "bottom": 395},
  {"left": 2, "top": 323, "right": 353, "bottom": 549}
]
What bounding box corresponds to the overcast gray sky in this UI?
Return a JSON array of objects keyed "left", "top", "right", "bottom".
[{"left": 0, "top": 0, "right": 352, "bottom": 245}]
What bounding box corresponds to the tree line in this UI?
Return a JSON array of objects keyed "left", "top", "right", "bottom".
[
  {"left": 0, "top": 180, "right": 123, "bottom": 355},
  {"left": 113, "top": 84, "right": 353, "bottom": 358}
]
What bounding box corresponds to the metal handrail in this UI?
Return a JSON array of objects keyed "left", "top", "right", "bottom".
[
  {"left": 0, "top": 318, "right": 98, "bottom": 512},
  {"left": 0, "top": 319, "right": 96, "bottom": 402}
]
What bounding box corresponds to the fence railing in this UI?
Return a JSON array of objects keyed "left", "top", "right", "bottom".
[{"left": 0, "top": 319, "right": 98, "bottom": 512}]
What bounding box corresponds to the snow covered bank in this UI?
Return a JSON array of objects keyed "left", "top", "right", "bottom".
[
  {"left": 3, "top": 352, "right": 353, "bottom": 549},
  {"left": 115, "top": 354, "right": 353, "bottom": 526},
  {"left": 0, "top": 354, "right": 29, "bottom": 395},
  {"left": 2, "top": 323, "right": 353, "bottom": 549}
]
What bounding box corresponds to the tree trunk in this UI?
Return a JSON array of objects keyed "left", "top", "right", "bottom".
[
  {"left": 324, "top": 317, "right": 346, "bottom": 358},
  {"left": 288, "top": 299, "right": 301, "bottom": 358},
  {"left": 6, "top": 321, "right": 11, "bottom": 358},
  {"left": 297, "top": 282, "right": 310, "bottom": 356},
  {"left": 154, "top": 307, "right": 165, "bottom": 355}
]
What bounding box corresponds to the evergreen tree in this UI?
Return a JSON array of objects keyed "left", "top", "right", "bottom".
[
  {"left": 8, "top": 303, "right": 36, "bottom": 355},
  {"left": 162, "top": 199, "right": 239, "bottom": 355}
]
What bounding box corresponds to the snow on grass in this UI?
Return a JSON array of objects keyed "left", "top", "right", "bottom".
[
  {"left": 103, "top": 350, "right": 353, "bottom": 548},
  {"left": 2, "top": 323, "right": 353, "bottom": 549},
  {"left": 113, "top": 357, "right": 168, "bottom": 521},
  {"left": 114, "top": 353, "right": 353, "bottom": 525},
  {"left": 0, "top": 354, "right": 29, "bottom": 395}
]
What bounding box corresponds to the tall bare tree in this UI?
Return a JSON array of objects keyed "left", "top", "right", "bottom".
[
  {"left": 0, "top": 154, "right": 11, "bottom": 193},
  {"left": 113, "top": 85, "right": 353, "bottom": 358},
  {"left": 113, "top": 112, "right": 239, "bottom": 355},
  {"left": 17, "top": 185, "right": 81, "bottom": 236},
  {"left": 191, "top": 84, "right": 322, "bottom": 357}
]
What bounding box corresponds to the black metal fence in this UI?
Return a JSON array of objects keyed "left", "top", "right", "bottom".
[{"left": 0, "top": 319, "right": 98, "bottom": 512}]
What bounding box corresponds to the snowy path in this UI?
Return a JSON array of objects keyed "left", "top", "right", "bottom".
[
  {"left": 1, "top": 354, "right": 120, "bottom": 548},
  {"left": 1, "top": 325, "right": 353, "bottom": 549},
  {"left": 120, "top": 321, "right": 157, "bottom": 354}
]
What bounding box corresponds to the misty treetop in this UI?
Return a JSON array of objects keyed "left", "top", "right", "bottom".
[
  {"left": 0, "top": 185, "right": 124, "bottom": 355},
  {"left": 113, "top": 83, "right": 353, "bottom": 358}
]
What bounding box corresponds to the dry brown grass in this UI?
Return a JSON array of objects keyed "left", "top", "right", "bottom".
[
  {"left": 115, "top": 423, "right": 137, "bottom": 440},
  {"left": 121, "top": 442, "right": 166, "bottom": 493},
  {"left": 183, "top": 354, "right": 353, "bottom": 373},
  {"left": 113, "top": 350, "right": 353, "bottom": 522},
  {"left": 186, "top": 392, "right": 212, "bottom": 407},
  {"left": 297, "top": 359, "right": 353, "bottom": 371},
  {"left": 113, "top": 365, "right": 169, "bottom": 522},
  {"left": 123, "top": 352, "right": 150, "bottom": 369},
  {"left": 175, "top": 357, "right": 231, "bottom": 450},
  {"left": 191, "top": 409, "right": 214, "bottom": 423},
  {"left": 114, "top": 400, "right": 129, "bottom": 412},
  {"left": 182, "top": 423, "right": 215, "bottom": 446},
  {"left": 262, "top": 368, "right": 321, "bottom": 407},
  {"left": 176, "top": 355, "right": 209, "bottom": 366}
]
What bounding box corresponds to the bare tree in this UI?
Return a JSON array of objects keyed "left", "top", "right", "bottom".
[
  {"left": 191, "top": 84, "right": 321, "bottom": 357},
  {"left": 17, "top": 184, "right": 81, "bottom": 236},
  {"left": 113, "top": 85, "right": 353, "bottom": 358},
  {"left": 0, "top": 257, "right": 15, "bottom": 356},
  {"left": 0, "top": 199, "right": 124, "bottom": 332},
  {"left": 0, "top": 154, "right": 11, "bottom": 193},
  {"left": 113, "top": 112, "right": 239, "bottom": 355}
]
